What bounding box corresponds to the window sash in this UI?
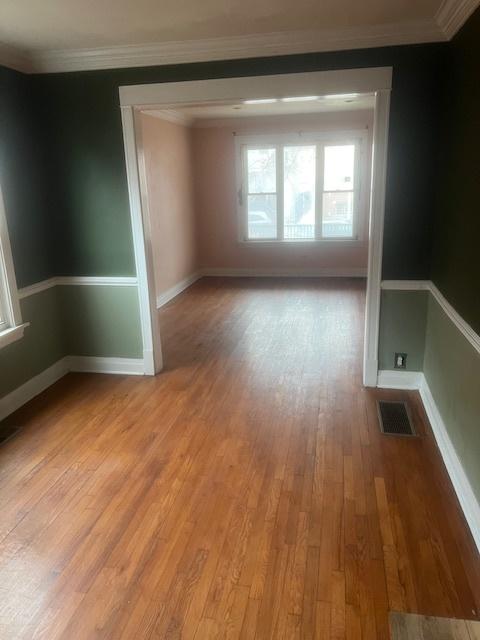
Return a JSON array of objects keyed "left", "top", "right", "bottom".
[
  {"left": 0, "top": 184, "right": 22, "bottom": 336},
  {"left": 239, "top": 135, "right": 363, "bottom": 242}
]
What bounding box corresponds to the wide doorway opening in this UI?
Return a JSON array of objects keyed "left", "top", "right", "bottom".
[{"left": 120, "top": 69, "right": 391, "bottom": 381}]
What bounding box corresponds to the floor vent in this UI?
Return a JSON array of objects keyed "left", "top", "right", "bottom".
[
  {"left": 377, "top": 400, "right": 415, "bottom": 436},
  {"left": 0, "top": 425, "right": 21, "bottom": 447}
]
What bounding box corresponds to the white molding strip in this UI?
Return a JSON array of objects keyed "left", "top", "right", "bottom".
[
  {"left": 156, "top": 272, "right": 202, "bottom": 309},
  {"left": 381, "top": 280, "right": 430, "bottom": 291},
  {"left": 0, "top": 358, "right": 69, "bottom": 422},
  {"left": 429, "top": 282, "right": 480, "bottom": 356},
  {"left": 66, "top": 356, "right": 144, "bottom": 375},
  {"left": 0, "top": 355, "right": 145, "bottom": 422},
  {"left": 363, "top": 88, "right": 391, "bottom": 388},
  {"left": 435, "top": 0, "right": 480, "bottom": 39},
  {"left": 29, "top": 22, "right": 444, "bottom": 75},
  {"left": 381, "top": 279, "right": 480, "bottom": 356},
  {"left": 155, "top": 268, "right": 367, "bottom": 309},
  {"left": 55, "top": 275, "right": 138, "bottom": 287},
  {"left": 17, "top": 276, "right": 138, "bottom": 299},
  {"left": 17, "top": 278, "right": 57, "bottom": 299},
  {"left": 201, "top": 267, "right": 367, "bottom": 278},
  {"left": 376, "top": 369, "right": 480, "bottom": 554},
  {"left": 377, "top": 370, "right": 423, "bottom": 390},
  {"left": 419, "top": 375, "right": 480, "bottom": 554}
]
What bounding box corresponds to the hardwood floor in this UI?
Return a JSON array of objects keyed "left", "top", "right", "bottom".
[{"left": 0, "top": 277, "right": 479, "bottom": 639}]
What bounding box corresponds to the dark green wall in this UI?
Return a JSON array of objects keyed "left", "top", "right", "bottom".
[
  {"left": 431, "top": 7, "right": 480, "bottom": 335},
  {"left": 31, "top": 43, "right": 446, "bottom": 280},
  {"left": 0, "top": 66, "right": 54, "bottom": 287}
]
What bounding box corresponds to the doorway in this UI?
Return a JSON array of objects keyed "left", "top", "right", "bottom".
[{"left": 119, "top": 68, "right": 391, "bottom": 384}]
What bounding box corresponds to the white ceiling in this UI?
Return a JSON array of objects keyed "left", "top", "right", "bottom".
[
  {"left": 147, "top": 94, "right": 376, "bottom": 126},
  {"left": 0, "top": 0, "right": 442, "bottom": 51},
  {"left": 0, "top": 0, "right": 478, "bottom": 74}
]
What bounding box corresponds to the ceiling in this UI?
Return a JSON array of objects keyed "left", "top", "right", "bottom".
[
  {"left": 0, "top": 0, "right": 478, "bottom": 74},
  {"left": 145, "top": 94, "right": 376, "bottom": 126}
]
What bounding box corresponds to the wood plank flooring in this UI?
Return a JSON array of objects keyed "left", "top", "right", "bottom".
[{"left": 0, "top": 277, "right": 479, "bottom": 639}]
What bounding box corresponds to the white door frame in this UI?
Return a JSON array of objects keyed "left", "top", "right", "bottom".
[{"left": 119, "top": 67, "right": 392, "bottom": 385}]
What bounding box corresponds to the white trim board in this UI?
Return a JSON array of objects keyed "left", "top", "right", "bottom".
[
  {"left": 377, "top": 370, "right": 480, "bottom": 554},
  {"left": 121, "top": 106, "right": 163, "bottom": 376},
  {"left": 381, "top": 279, "right": 430, "bottom": 291},
  {"left": 200, "top": 267, "right": 367, "bottom": 278},
  {"left": 376, "top": 370, "right": 423, "bottom": 390},
  {"left": 436, "top": 0, "right": 480, "bottom": 39},
  {"left": 381, "top": 279, "right": 480, "bottom": 356},
  {"left": 429, "top": 281, "right": 480, "bottom": 356},
  {"left": 120, "top": 68, "right": 392, "bottom": 107},
  {"left": 0, "top": 358, "right": 69, "bottom": 422},
  {"left": 419, "top": 375, "right": 480, "bottom": 555},
  {"left": 0, "top": 355, "right": 145, "bottom": 422},
  {"left": 156, "top": 272, "right": 202, "bottom": 308},
  {"left": 363, "top": 88, "right": 391, "bottom": 387},
  {"left": 17, "top": 275, "right": 138, "bottom": 300},
  {"left": 155, "top": 269, "right": 368, "bottom": 309},
  {"left": 66, "top": 356, "right": 144, "bottom": 375}
]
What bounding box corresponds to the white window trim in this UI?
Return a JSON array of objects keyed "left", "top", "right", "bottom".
[
  {"left": 234, "top": 130, "right": 369, "bottom": 245},
  {"left": 0, "top": 184, "right": 28, "bottom": 349}
]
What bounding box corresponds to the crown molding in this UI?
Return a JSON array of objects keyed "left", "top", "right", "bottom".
[
  {"left": 435, "top": 0, "right": 480, "bottom": 39},
  {"left": 0, "top": 42, "right": 33, "bottom": 73},
  {"left": 26, "top": 20, "right": 445, "bottom": 74},
  {"left": 142, "top": 108, "right": 194, "bottom": 127},
  {"left": 7, "top": 6, "right": 480, "bottom": 76}
]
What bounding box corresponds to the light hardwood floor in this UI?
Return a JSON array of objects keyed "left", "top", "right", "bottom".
[{"left": 0, "top": 277, "right": 479, "bottom": 639}]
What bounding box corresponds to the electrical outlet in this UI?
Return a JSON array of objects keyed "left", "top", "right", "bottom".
[{"left": 394, "top": 352, "right": 407, "bottom": 369}]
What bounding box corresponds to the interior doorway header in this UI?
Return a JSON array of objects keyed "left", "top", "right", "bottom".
[{"left": 119, "top": 67, "right": 392, "bottom": 108}]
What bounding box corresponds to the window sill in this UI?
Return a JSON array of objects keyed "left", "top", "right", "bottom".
[
  {"left": 238, "top": 238, "right": 365, "bottom": 247},
  {"left": 0, "top": 323, "right": 29, "bottom": 350}
]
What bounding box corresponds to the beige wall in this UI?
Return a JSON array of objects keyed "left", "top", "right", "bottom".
[
  {"left": 140, "top": 113, "right": 198, "bottom": 298},
  {"left": 192, "top": 111, "right": 373, "bottom": 273}
]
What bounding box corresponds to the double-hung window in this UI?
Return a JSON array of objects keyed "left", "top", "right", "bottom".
[
  {"left": 236, "top": 132, "right": 366, "bottom": 242},
  {"left": 0, "top": 183, "right": 26, "bottom": 348}
]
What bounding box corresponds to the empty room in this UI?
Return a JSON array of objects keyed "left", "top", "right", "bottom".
[{"left": 0, "top": 1, "right": 479, "bottom": 639}]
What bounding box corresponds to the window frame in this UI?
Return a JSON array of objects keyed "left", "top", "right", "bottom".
[
  {"left": 0, "top": 183, "right": 27, "bottom": 349},
  {"left": 235, "top": 130, "right": 368, "bottom": 244}
]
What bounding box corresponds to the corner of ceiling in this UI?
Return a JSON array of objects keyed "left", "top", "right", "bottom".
[{"left": 435, "top": 0, "right": 480, "bottom": 39}]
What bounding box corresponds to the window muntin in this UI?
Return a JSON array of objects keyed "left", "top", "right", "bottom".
[
  {"left": 238, "top": 133, "right": 364, "bottom": 242},
  {"left": 283, "top": 145, "right": 316, "bottom": 240},
  {"left": 246, "top": 148, "right": 277, "bottom": 240}
]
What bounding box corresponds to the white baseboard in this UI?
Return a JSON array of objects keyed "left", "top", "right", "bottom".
[
  {"left": 155, "top": 267, "right": 366, "bottom": 309},
  {"left": 0, "top": 355, "right": 145, "bottom": 422},
  {"left": 0, "top": 358, "right": 69, "bottom": 422},
  {"left": 156, "top": 271, "right": 202, "bottom": 309},
  {"left": 67, "top": 356, "right": 145, "bottom": 375},
  {"left": 377, "top": 369, "right": 424, "bottom": 390},
  {"left": 377, "top": 369, "right": 480, "bottom": 554},
  {"left": 200, "top": 267, "right": 367, "bottom": 278},
  {"left": 419, "top": 376, "right": 480, "bottom": 555}
]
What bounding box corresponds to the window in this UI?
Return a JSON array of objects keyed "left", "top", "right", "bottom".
[
  {"left": 236, "top": 132, "right": 366, "bottom": 242},
  {"left": 0, "top": 183, "right": 26, "bottom": 348}
]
